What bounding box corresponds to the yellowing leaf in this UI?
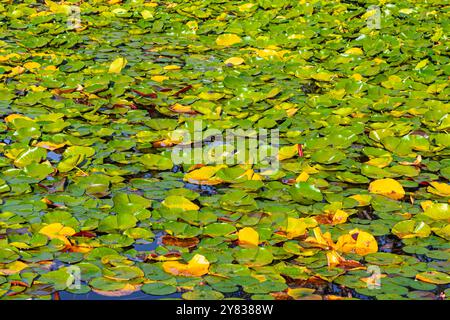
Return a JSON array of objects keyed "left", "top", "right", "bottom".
[
  {"left": 368, "top": 178, "right": 405, "bottom": 200},
  {"left": 68, "top": 245, "right": 93, "bottom": 253},
  {"left": 335, "top": 229, "right": 378, "bottom": 256},
  {"left": 314, "top": 209, "right": 348, "bottom": 225},
  {"left": 349, "top": 194, "right": 372, "bottom": 206},
  {"left": 183, "top": 165, "right": 225, "bottom": 185},
  {"left": 162, "top": 254, "right": 209, "bottom": 277},
  {"left": 224, "top": 57, "right": 244, "bottom": 66},
  {"left": 415, "top": 59, "right": 429, "bottom": 70},
  {"left": 285, "top": 217, "right": 307, "bottom": 239},
  {"left": 169, "top": 103, "right": 196, "bottom": 114},
  {"left": 238, "top": 3, "right": 255, "bottom": 11},
  {"left": 151, "top": 75, "right": 168, "bottom": 82},
  {"left": 287, "top": 34, "right": 306, "bottom": 40},
  {"left": 108, "top": 57, "right": 127, "bottom": 74},
  {"left": 326, "top": 250, "right": 344, "bottom": 268},
  {"left": 186, "top": 21, "right": 198, "bottom": 31},
  {"left": 23, "top": 61, "right": 41, "bottom": 70},
  {"left": 285, "top": 217, "right": 317, "bottom": 239},
  {"left": 9, "top": 242, "right": 31, "bottom": 249},
  {"left": 416, "top": 271, "right": 450, "bottom": 285},
  {"left": 141, "top": 10, "right": 153, "bottom": 20},
  {"left": 365, "top": 156, "right": 392, "bottom": 168},
  {"left": 238, "top": 227, "right": 259, "bottom": 247},
  {"left": 197, "top": 91, "right": 224, "bottom": 101},
  {"left": 295, "top": 172, "right": 309, "bottom": 182},
  {"left": 162, "top": 195, "right": 199, "bottom": 211},
  {"left": 10, "top": 66, "right": 25, "bottom": 76},
  {"left": 392, "top": 220, "right": 431, "bottom": 239},
  {"left": 332, "top": 209, "right": 348, "bottom": 225},
  {"left": 164, "top": 65, "right": 181, "bottom": 70},
  {"left": 420, "top": 200, "right": 433, "bottom": 211},
  {"left": 361, "top": 8, "right": 378, "bottom": 20},
  {"left": 277, "top": 144, "right": 298, "bottom": 161},
  {"left": 35, "top": 141, "right": 66, "bottom": 151},
  {"left": 216, "top": 34, "right": 242, "bottom": 46},
  {"left": 286, "top": 107, "right": 298, "bottom": 117},
  {"left": 45, "top": 0, "right": 71, "bottom": 14},
  {"left": 399, "top": 155, "right": 422, "bottom": 166},
  {"left": 351, "top": 73, "right": 363, "bottom": 81},
  {"left": 305, "top": 227, "right": 334, "bottom": 249},
  {"left": 427, "top": 82, "right": 448, "bottom": 94},
  {"left": 422, "top": 202, "right": 449, "bottom": 220},
  {"left": 434, "top": 224, "right": 450, "bottom": 241},
  {"left": 287, "top": 287, "right": 316, "bottom": 299},
  {"left": 30, "top": 85, "right": 47, "bottom": 92},
  {"left": 345, "top": 47, "right": 363, "bottom": 55},
  {"left": 399, "top": 8, "right": 414, "bottom": 15},
  {"left": 311, "top": 72, "right": 334, "bottom": 82},
  {"left": 0, "top": 53, "right": 20, "bottom": 62},
  {"left": 427, "top": 182, "right": 450, "bottom": 197},
  {"left": 303, "top": 165, "right": 320, "bottom": 174},
  {"left": 249, "top": 48, "right": 290, "bottom": 60},
  {"left": 39, "top": 223, "right": 75, "bottom": 245},
  {"left": 244, "top": 168, "right": 263, "bottom": 181},
  {"left": 112, "top": 8, "right": 127, "bottom": 15},
  {"left": 4, "top": 114, "right": 33, "bottom": 123},
  {"left": 0, "top": 261, "right": 28, "bottom": 275}
]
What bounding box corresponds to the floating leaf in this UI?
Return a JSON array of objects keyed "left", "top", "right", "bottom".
[
  {"left": 224, "top": 57, "right": 244, "bottom": 66},
  {"left": 416, "top": 271, "right": 450, "bottom": 285},
  {"left": 39, "top": 223, "right": 75, "bottom": 245},
  {"left": 238, "top": 227, "right": 259, "bottom": 247},
  {"left": 14, "top": 147, "right": 47, "bottom": 168},
  {"left": 108, "top": 57, "right": 128, "bottom": 74},
  {"left": 422, "top": 203, "right": 449, "bottom": 220},
  {"left": 162, "top": 195, "right": 199, "bottom": 211},
  {"left": 162, "top": 254, "right": 209, "bottom": 277},
  {"left": 183, "top": 165, "right": 225, "bottom": 185},
  {"left": 369, "top": 178, "right": 405, "bottom": 200},
  {"left": 392, "top": 220, "right": 431, "bottom": 239},
  {"left": 427, "top": 182, "right": 450, "bottom": 197},
  {"left": 216, "top": 34, "right": 242, "bottom": 46},
  {"left": 284, "top": 217, "right": 316, "bottom": 239},
  {"left": 277, "top": 144, "right": 299, "bottom": 161},
  {"left": 335, "top": 229, "right": 378, "bottom": 256}
]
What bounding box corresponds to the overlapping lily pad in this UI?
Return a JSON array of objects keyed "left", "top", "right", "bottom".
[{"left": 0, "top": 0, "right": 449, "bottom": 301}]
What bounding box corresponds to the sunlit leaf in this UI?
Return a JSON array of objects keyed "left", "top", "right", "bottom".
[
  {"left": 369, "top": 178, "right": 405, "bottom": 200},
  {"left": 162, "top": 254, "right": 209, "bottom": 277}
]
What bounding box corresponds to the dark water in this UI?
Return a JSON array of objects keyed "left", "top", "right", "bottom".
[{"left": 59, "top": 290, "right": 181, "bottom": 300}]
